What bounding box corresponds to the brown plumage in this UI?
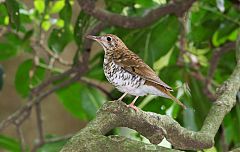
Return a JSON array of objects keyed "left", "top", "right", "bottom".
[{"left": 87, "top": 34, "right": 186, "bottom": 111}]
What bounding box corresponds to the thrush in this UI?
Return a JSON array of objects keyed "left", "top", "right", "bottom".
[{"left": 87, "top": 34, "right": 186, "bottom": 111}]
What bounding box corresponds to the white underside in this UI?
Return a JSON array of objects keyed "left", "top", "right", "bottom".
[
  {"left": 104, "top": 59, "right": 170, "bottom": 99},
  {"left": 117, "top": 85, "right": 170, "bottom": 98}
]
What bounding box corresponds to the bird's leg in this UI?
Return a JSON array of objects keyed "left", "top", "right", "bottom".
[
  {"left": 127, "top": 96, "right": 139, "bottom": 111},
  {"left": 118, "top": 92, "right": 128, "bottom": 101}
]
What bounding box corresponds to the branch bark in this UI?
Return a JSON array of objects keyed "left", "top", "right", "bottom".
[
  {"left": 77, "top": 0, "right": 196, "bottom": 28},
  {"left": 61, "top": 55, "right": 240, "bottom": 151}
]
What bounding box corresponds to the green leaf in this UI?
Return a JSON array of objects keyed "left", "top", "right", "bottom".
[
  {"left": 135, "top": 0, "right": 155, "bottom": 7},
  {"left": 0, "top": 43, "right": 18, "bottom": 60},
  {"left": 48, "top": 28, "right": 72, "bottom": 53},
  {"left": 59, "top": 0, "right": 72, "bottom": 27},
  {"left": 56, "top": 19, "right": 64, "bottom": 28},
  {"left": 5, "top": 0, "right": 20, "bottom": 30},
  {"left": 141, "top": 96, "right": 172, "bottom": 115},
  {"left": 41, "top": 20, "right": 51, "bottom": 31},
  {"left": 50, "top": 0, "right": 65, "bottom": 14},
  {"left": 104, "top": 0, "right": 133, "bottom": 14},
  {"left": 0, "top": 4, "right": 8, "bottom": 25},
  {"left": 188, "top": 78, "right": 211, "bottom": 128},
  {"left": 212, "top": 22, "right": 237, "bottom": 47},
  {"left": 189, "top": 8, "right": 220, "bottom": 45},
  {"left": 0, "top": 32, "right": 23, "bottom": 59},
  {"left": 0, "top": 134, "right": 21, "bottom": 152},
  {"left": 56, "top": 83, "right": 105, "bottom": 120},
  {"left": 37, "top": 138, "right": 67, "bottom": 152},
  {"left": 15, "top": 59, "right": 45, "bottom": 97},
  {"left": 124, "top": 16, "right": 180, "bottom": 66},
  {"left": 149, "top": 16, "right": 180, "bottom": 59},
  {"left": 86, "top": 64, "right": 105, "bottom": 80},
  {"left": 153, "top": 47, "right": 174, "bottom": 73},
  {"left": 5, "top": 33, "right": 22, "bottom": 47},
  {"left": 74, "top": 11, "right": 91, "bottom": 45},
  {"left": 183, "top": 107, "right": 198, "bottom": 131},
  {"left": 34, "top": 0, "right": 45, "bottom": 13},
  {"left": 203, "top": 146, "right": 217, "bottom": 152}
]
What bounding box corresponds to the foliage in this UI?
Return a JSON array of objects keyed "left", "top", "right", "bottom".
[{"left": 0, "top": 0, "right": 239, "bottom": 151}]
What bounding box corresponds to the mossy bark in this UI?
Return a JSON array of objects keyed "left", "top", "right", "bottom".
[{"left": 61, "top": 47, "right": 240, "bottom": 151}]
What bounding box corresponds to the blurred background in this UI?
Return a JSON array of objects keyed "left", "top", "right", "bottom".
[{"left": 0, "top": 0, "right": 239, "bottom": 151}]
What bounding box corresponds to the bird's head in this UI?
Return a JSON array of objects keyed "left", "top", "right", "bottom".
[{"left": 86, "top": 34, "right": 127, "bottom": 52}]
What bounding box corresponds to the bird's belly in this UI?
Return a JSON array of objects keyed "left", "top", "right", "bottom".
[{"left": 103, "top": 62, "right": 146, "bottom": 96}]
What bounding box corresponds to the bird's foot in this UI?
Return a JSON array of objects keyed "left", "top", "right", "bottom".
[{"left": 127, "top": 104, "right": 138, "bottom": 112}]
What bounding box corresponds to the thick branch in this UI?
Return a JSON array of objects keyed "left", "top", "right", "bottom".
[
  {"left": 77, "top": 0, "right": 196, "bottom": 28},
  {"left": 61, "top": 53, "right": 240, "bottom": 151}
]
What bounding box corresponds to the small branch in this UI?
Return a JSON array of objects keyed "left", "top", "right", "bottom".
[
  {"left": 231, "top": 147, "right": 240, "bottom": 152},
  {"left": 30, "top": 67, "right": 77, "bottom": 96},
  {"left": 207, "top": 42, "right": 236, "bottom": 85},
  {"left": 15, "top": 124, "right": 26, "bottom": 152},
  {"left": 0, "top": 73, "right": 83, "bottom": 132},
  {"left": 1, "top": 14, "right": 107, "bottom": 152},
  {"left": 237, "top": 33, "right": 240, "bottom": 61},
  {"left": 36, "top": 40, "right": 73, "bottom": 66},
  {"left": 45, "top": 134, "right": 73, "bottom": 143},
  {"left": 80, "top": 78, "right": 114, "bottom": 100},
  {"left": 220, "top": 125, "right": 228, "bottom": 152},
  {"left": 77, "top": 0, "right": 196, "bottom": 29},
  {"left": 0, "top": 19, "right": 106, "bottom": 133},
  {"left": 35, "top": 102, "right": 44, "bottom": 147}
]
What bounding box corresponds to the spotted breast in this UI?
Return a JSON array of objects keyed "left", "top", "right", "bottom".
[{"left": 103, "top": 53, "right": 146, "bottom": 96}]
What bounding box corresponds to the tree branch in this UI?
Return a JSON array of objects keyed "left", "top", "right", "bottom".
[
  {"left": 15, "top": 124, "right": 26, "bottom": 152},
  {"left": 0, "top": 74, "right": 81, "bottom": 132},
  {"left": 61, "top": 50, "right": 240, "bottom": 151},
  {"left": 77, "top": 0, "right": 196, "bottom": 29},
  {"left": 0, "top": 21, "right": 108, "bottom": 151},
  {"left": 206, "top": 42, "right": 236, "bottom": 85}
]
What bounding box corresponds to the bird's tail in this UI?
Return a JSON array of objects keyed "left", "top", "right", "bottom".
[
  {"left": 154, "top": 83, "right": 187, "bottom": 109},
  {"left": 145, "top": 81, "right": 187, "bottom": 109},
  {"left": 164, "top": 90, "right": 187, "bottom": 109}
]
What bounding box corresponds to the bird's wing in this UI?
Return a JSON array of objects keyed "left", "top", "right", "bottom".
[{"left": 113, "top": 49, "right": 173, "bottom": 91}]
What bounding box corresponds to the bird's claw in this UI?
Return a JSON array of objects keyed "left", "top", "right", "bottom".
[{"left": 127, "top": 104, "right": 138, "bottom": 112}]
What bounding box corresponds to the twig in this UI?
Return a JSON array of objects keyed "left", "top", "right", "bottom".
[
  {"left": 201, "top": 5, "right": 240, "bottom": 26},
  {"left": 45, "top": 134, "right": 73, "bottom": 143},
  {"left": 80, "top": 78, "right": 114, "bottom": 100},
  {"left": 0, "top": 19, "right": 106, "bottom": 132},
  {"left": 0, "top": 14, "right": 107, "bottom": 152},
  {"left": 35, "top": 102, "right": 44, "bottom": 147},
  {"left": 0, "top": 73, "right": 83, "bottom": 132},
  {"left": 15, "top": 124, "right": 26, "bottom": 152},
  {"left": 30, "top": 67, "right": 77, "bottom": 96},
  {"left": 37, "top": 40, "right": 73, "bottom": 66},
  {"left": 189, "top": 71, "right": 217, "bottom": 100},
  {"left": 220, "top": 125, "right": 228, "bottom": 152},
  {"left": 179, "top": 13, "right": 188, "bottom": 54},
  {"left": 206, "top": 42, "right": 236, "bottom": 85}
]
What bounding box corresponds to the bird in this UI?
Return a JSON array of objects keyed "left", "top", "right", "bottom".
[{"left": 86, "top": 34, "right": 186, "bottom": 111}]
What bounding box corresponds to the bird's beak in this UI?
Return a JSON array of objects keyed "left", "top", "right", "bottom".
[{"left": 86, "top": 35, "right": 101, "bottom": 41}]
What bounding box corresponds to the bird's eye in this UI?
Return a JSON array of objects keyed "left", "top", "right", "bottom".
[{"left": 107, "top": 37, "right": 111, "bottom": 41}]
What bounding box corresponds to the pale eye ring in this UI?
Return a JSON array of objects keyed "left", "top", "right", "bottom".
[{"left": 107, "top": 36, "right": 111, "bottom": 41}]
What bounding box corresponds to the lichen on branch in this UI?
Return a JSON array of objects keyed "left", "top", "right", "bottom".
[{"left": 61, "top": 55, "right": 240, "bottom": 151}]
